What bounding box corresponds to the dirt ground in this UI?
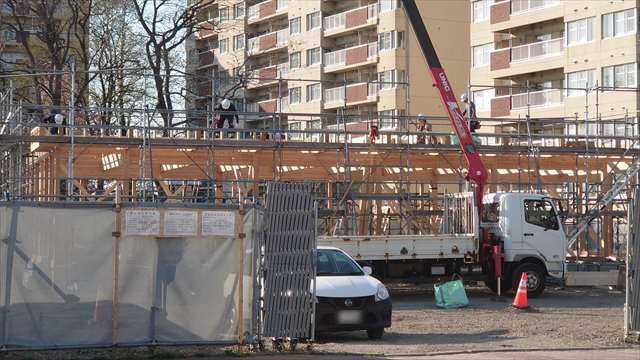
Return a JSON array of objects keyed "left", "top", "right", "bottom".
[
  {"left": 311, "top": 283, "right": 636, "bottom": 355},
  {"left": 3, "top": 283, "right": 639, "bottom": 359}
]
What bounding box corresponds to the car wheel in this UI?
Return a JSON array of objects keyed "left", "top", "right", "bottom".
[
  {"left": 366, "top": 327, "right": 384, "bottom": 340},
  {"left": 511, "top": 263, "right": 546, "bottom": 298},
  {"left": 484, "top": 277, "right": 512, "bottom": 294}
]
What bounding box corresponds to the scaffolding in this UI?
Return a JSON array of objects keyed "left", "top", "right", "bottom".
[{"left": 1, "top": 71, "right": 639, "bottom": 260}]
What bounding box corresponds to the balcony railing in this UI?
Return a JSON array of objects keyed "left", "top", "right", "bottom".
[
  {"left": 324, "top": 42, "right": 377, "bottom": 68},
  {"left": 323, "top": 4, "right": 378, "bottom": 32},
  {"left": 511, "top": 0, "right": 563, "bottom": 15},
  {"left": 247, "top": 63, "right": 290, "bottom": 86},
  {"left": 511, "top": 37, "right": 564, "bottom": 63},
  {"left": 511, "top": 89, "right": 563, "bottom": 110},
  {"left": 248, "top": 0, "right": 288, "bottom": 20},
  {"left": 246, "top": 98, "right": 290, "bottom": 113},
  {"left": 324, "top": 82, "right": 379, "bottom": 104},
  {"left": 247, "top": 28, "right": 289, "bottom": 53}
]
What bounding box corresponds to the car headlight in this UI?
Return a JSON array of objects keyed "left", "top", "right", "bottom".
[{"left": 375, "top": 283, "right": 389, "bottom": 302}]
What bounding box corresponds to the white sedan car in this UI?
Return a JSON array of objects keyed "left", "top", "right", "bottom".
[{"left": 313, "top": 246, "right": 392, "bottom": 340}]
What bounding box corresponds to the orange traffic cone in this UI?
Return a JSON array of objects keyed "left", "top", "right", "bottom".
[
  {"left": 511, "top": 272, "right": 531, "bottom": 309},
  {"left": 93, "top": 285, "right": 109, "bottom": 323}
]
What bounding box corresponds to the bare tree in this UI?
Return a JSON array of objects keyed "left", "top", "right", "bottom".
[
  {"left": 131, "top": 0, "right": 213, "bottom": 135},
  {"left": 90, "top": 0, "right": 145, "bottom": 133},
  {"left": 0, "top": 0, "right": 92, "bottom": 108}
]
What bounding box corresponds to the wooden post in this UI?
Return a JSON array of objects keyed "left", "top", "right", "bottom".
[
  {"left": 236, "top": 208, "right": 244, "bottom": 354},
  {"left": 112, "top": 186, "right": 121, "bottom": 353}
]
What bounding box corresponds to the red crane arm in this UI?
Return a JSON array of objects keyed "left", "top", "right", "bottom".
[{"left": 401, "top": 0, "right": 488, "bottom": 212}]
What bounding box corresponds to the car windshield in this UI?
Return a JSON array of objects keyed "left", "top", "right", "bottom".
[{"left": 316, "top": 249, "right": 364, "bottom": 276}]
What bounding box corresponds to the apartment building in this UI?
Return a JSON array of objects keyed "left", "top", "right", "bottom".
[
  {"left": 470, "top": 0, "right": 639, "bottom": 142},
  {"left": 186, "top": 0, "right": 470, "bottom": 133}
]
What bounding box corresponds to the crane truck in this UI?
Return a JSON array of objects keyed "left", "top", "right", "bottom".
[{"left": 317, "top": 0, "right": 566, "bottom": 298}]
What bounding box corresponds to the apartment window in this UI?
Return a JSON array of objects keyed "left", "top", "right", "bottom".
[
  {"left": 288, "top": 122, "right": 301, "bottom": 140},
  {"left": 307, "top": 83, "right": 321, "bottom": 102},
  {"left": 566, "top": 17, "right": 596, "bottom": 45},
  {"left": 565, "top": 69, "right": 596, "bottom": 97},
  {"left": 603, "top": 9, "right": 637, "bottom": 39},
  {"left": 379, "top": 0, "right": 402, "bottom": 13},
  {"left": 289, "top": 87, "right": 301, "bottom": 104},
  {"left": 289, "top": 52, "right": 301, "bottom": 69},
  {"left": 3, "top": 27, "right": 16, "bottom": 41},
  {"left": 220, "top": 38, "right": 228, "bottom": 54},
  {"left": 603, "top": 63, "right": 637, "bottom": 90},
  {"left": 379, "top": 110, "right": 396, "bottom": 129},
  {"left": 397, "top": 70, "right": 406, "bottom": 88},
  {"left": 1, "top": 53, "right": 23, "bottom": 69},
  {"left": 473, "top": 89, "right": 495, "bottom": 111},
  {"left": 233, "top": 66, "right": 245, "bottom": 78},
  {"left": 307, "top": 11, "right": 321, "bottom": 31},
  {"left": 378, "top": 31, "right": 396, "bottom": 51},
  {"left": 307, "top": 47, "right": 321, "bottom": 66},
  {"left": 472, "top": 43, "right": 494, "bottom": 67},
  {"left": 290, "top": 17, "right": 301, "bottom": 35},
  {"left": 397, "top": 31, "right": 405, "bottom": 49},
  {"left": 233, "top": 2, "right": 245, "bottom": 19},
  {"left": 472, "top": 0, "right": 493, "bottom": 22},
  {"left": 233, "top": 34, "right": 245, "bottom": 51},
  {"left": 379, "top": 70, "right": 405, "bottom": 90},
  {"left": 219, "top": 7, "right": 229, "bottom": 23}
]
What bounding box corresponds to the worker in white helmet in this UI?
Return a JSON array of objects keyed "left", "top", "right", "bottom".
[
  {"left": 416, "top": 113, "right": 436, "bottom": 145},
  {"left": 43, "top": 113, "right": 66, "bottom": 135},
  {"left": 460, "top": 93, "right": 479, "bottom": 132},
  {"left": 213, "top": 98, "right": 238, "bottom": 138}
]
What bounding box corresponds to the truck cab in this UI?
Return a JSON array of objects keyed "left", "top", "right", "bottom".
[{"left": 482, "top": 192, "right": 565, "bottom": 297}]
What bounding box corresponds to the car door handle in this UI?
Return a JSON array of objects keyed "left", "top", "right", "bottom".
[{"left": 524, "top": 233, "right": 534, "bottom": 236}]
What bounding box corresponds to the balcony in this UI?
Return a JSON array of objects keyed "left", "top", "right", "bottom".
[
  {"left": 247, "top": 28, "right": 288, "bottom": 54},
  {"left": 197, "top": 20, "right": 217, "bottom": 38},
  {"left": 323, "top": 4, "right": 378, "bottom": 35},
  {"left": 511, "top": 38, "right": 564, "bottom": 63},
  {"left": 246, "top": 98, "right": 290, "bottom": 113},
  {"left": 247, "top": 0, "right": 289, "bottom": 23},
  {"left": 247, "top": 63, "right": 289, "bottom": 87},
  {"left": 512, "top": 0, "right": 563, "bottom": 15},
  {"left": 198, "top": 48, "right": 219, "bottom": 68},
  {"left": 197, "top": 81, "right": 212, "bottom": 97},
  {"left": 324, "top": 82, "right": 379, "bottom": 106},
  {"left": 491, "top": 0, "right": 563, "bottom": 28},
  {"left": 324, "top": 43, "right": 377, "bottom": 70},
  {"left": 511, "top": 89, "right": 563, "bottom": 110},
  {"left": 490, "top": 38, "right": 564, "bottom": 75}
]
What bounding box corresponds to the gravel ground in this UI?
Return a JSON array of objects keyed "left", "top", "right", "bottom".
[
  {"left": 3, "top": 283, "right": 639, "bottom": 359},
  {"left": 311, "top": 283, "right": 634, "bottom": 355}
]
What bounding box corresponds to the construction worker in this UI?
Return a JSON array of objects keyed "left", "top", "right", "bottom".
[
  {"left": 416, "top": 114, "right": 436, "bottom": 145},
  {"left": 460, "top": 93, "right": 479, "bottom": 132},
  {"left": 43, "top": 113, "right": 66, "bottom": 135},
  {"left": 214, "top": 99, "right": 238, "bottom": 138}
]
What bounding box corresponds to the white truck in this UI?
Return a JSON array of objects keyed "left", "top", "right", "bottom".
[{"left": 318, "top": 192, "right": 566, "bottom": 298}]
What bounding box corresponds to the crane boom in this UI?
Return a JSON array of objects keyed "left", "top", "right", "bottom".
[{"left": 401, "top": 0, "right": 488, "bottom": 212}]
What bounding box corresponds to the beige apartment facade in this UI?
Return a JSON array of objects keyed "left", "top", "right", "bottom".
[
  {"left": 470, "top": 0, "right": 640, "bottom": 142},
  {"left": 186, "top": 0, "right": 471, "bottom": 133}
]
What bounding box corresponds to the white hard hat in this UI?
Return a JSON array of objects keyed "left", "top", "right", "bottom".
[
  {"left": 460, "top": 93, "right": 469, "bottom": 102},
  {"left": 221, "top": 99, "right": 231, "bottom": 109},
  {"left": 54, "top": 114, "right": 63, "bottom": 124},
  {"left": 418, "top": 113, "right": 426, "bottom": 120}
]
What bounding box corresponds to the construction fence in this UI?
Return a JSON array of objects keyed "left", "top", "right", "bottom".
[{"left": 0, "top": 201, "right": 261, "bottom": 349}]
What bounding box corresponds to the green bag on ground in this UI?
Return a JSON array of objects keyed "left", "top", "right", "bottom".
[{"left": 434, "top": 274, "right": 470, "bottom": 309}]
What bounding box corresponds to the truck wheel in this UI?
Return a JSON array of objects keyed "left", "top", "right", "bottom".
[
  {"left": 485, "top": 278, "right": 512, "bottom": 294},
  {"left": 366, "top": 328, "right": 384, "bottom": 340},
  {"left": 511, "top": 263, "right": 546, "bottom": 298}
]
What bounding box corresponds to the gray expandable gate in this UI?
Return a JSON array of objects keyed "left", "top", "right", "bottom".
[
  {"left": 626, "top": 188, "right": 640, "bottom": 340},
  {"left": 261, "top": 182, "right": 315, "bottom": 340}
]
